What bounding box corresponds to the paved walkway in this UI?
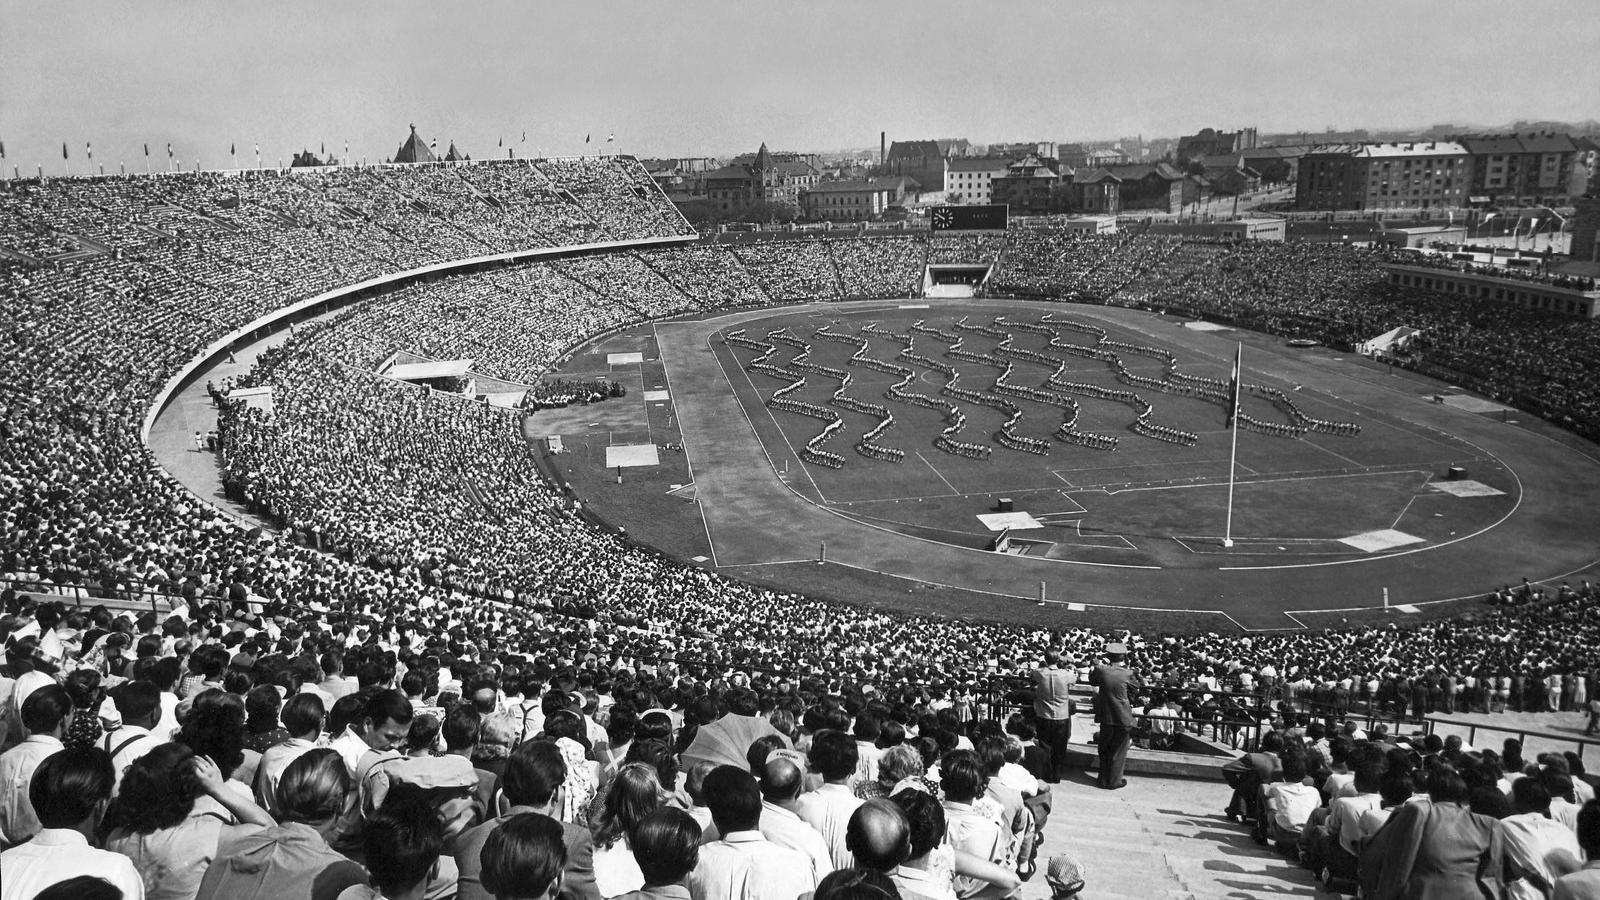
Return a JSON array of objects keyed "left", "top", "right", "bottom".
[{"left": 147, "top": 327, "right": 295, "bottom": 530}]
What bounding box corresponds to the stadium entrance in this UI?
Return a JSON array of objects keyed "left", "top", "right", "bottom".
[{"left": 923, "top": 264, "right": 993, "bottom": 298}]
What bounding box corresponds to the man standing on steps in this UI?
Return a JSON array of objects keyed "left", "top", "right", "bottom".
[
  {"left": 1030, "top": 650, "right": 1075, "bottom": 783},
  {"left": 1089, "top": 642, "right": 1138, "bottom": 790}
]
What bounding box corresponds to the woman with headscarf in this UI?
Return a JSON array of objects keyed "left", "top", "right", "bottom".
[
  {"left": 547, "top": 708, "right": 599, "bottom": 826},
  {"left": 104, "top": 742, "right": 276, "bottom": 900}
]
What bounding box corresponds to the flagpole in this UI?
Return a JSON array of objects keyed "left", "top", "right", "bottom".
[{"left": 1222, "top": 342, "right": 1242, "bottom": 549}]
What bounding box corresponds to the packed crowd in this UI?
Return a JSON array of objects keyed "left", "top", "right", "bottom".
[
  {"left": 1215, "top": 710, "right": 1600, "bottom": 897},
  {"left": 0, "top": 622, "right": 1066, "bottom": 900},
  {"left": 8, "top": 167, "right": 1600, "bottom": 900}
]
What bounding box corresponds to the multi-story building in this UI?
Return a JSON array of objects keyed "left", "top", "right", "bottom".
[
  {"left": 1104, "top": 162, "right": 1192, "bottom": 212},
  {"left": 1572, "top": 193, "right": 1600, "bottom": 264},
  {"left": 1177, "top": 127, "right": 1257, "bottom": 161},
  {"left": 879, "top": 138, "right": 972, "bottom": 193},
  {"left": 800, "top": 180, "right": 895, "bottom": 221},
  {"left": 1456, "top": 133, "right": 1579, "bottom": 205},
  {"left": 1067, "top": 169, "right": 1122, "bottom": 214},
  {"left": 990, "top": 155, "right": 1065, "bottom": 215},
  {"left": 1296, "top": 142, "right": 1470, "bottom": 211},
  {"left": 945, "top": 158, "right": 1012, "bottom": 204},
  {"left": 703, "top": 143, "right": 820, "bottom": 214}
]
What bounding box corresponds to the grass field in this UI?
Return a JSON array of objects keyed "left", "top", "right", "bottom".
[
  {"left": 714, "top": 305, "right": 1513, "bottom": 569},
  {"left": 526, "top": 299, "right": 1600, "bottom": 631}
]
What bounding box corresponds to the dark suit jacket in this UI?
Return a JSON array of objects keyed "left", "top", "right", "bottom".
[
  {"left": 1089, "top": 663, "right": 1138, "bottom": 726},
  {"left": 455, "top": 808, "right": 599, "bottom": 900}
]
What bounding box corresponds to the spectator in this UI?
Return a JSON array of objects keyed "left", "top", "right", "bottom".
[
  {"left": 812, "top": 868, "right": 903, "bottom": 900},
  {"left": 456, "top": 740, "right": 599, "bottom": 900},
  {"left": 195, "top": 748, "right": 368, "bottom": 900},
  {"left": 615, "top": 807, "right": 699, "bottom": 900},
  {"left": 330, "top": 689, "right": 413, "bottom": 776},
  {"left": 254, "top": 693, "right": 325, "bottom": 817},
  {"left": 937, "top": 752, "right": 1012, "bottom": 900},
  {"left": 1553, "top": 799, "right": 1600, "bottom": 899},
  {"left": 796, "top": 730, "right": 863, "bottom": 871},
  {"left": 0, "top": 684, "right": 73, "bottom": 845},
  {"left": 690, "top": 765, "right": 815, "bottom": 900},
  {"left": 1499, "top": 777, "right": 1582, "bottom": 899},
  {"left": 591, "top": 763, "right": 666, "bottom": 899},
  {"left": 756, "top": 755, "right": 833, "bottom": 882},
  {"left": 1359, "top": 767, "right": 1502, "bottom": 899},
  {"left": 339, "top": 787, "right": 447, "bottom": 900},
  {"left": 480, "top": 813, "right": 568, "bottom": 900},
  {"left": 103, "top": 742, "right": 274, "bottom": 900},
  {"left": 1028, "top": 651, "right": 1074, "bottom": 783},
  {"left": 0, "top": 747, "right": 142, "bottom": 900},
  {"left": 100, "top": 681, "right": 165, "bottom": 794}
]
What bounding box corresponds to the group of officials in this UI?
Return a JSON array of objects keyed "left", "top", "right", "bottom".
[{"left": 1031, "top": 643, "right": 1138, "bottom": 789}]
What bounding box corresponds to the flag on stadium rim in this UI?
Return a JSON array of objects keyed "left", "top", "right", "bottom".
[
  {"left": 231, "top": 142, "right": 236, "bottom": 157},
  {"left": 0, "top": 139, "right": 6, "bottom": 160},
  {"left": 86, "top": 142, "right": 92, "bottom": 160},
  {"left": 167, "top": 142, "right": 173, "bottom": 158},
  {"left": 585, "top": 133, "right": 591, "bottom": 143},
  {"left": 143, "top": 143, "right": 149, "bottom": 157},
  {"left": 62, "top": 142, "right": 68, "bottom": 160},
  {"left": 521, "top": 130, "right": 527, "bottom": 143}
]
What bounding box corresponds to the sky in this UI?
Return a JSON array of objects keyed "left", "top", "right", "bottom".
[{"left": 2, "top": 0, "right": 1597, "bottom": 172}]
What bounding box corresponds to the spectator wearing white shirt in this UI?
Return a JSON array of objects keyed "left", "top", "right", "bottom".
[
  {"left": 938, "top": 751, "right": 1013, "bottom": 900},
  {"left": 795, "top": 730, "right": 864, "bottom": 872},
  {"left": 100, "top": 681, "right": 165, "bottom": 795},
  {"left": 254, "top": 693, "right": 325, "bottom": 816},
  {"left": 0, "top": 684, "right": 73, "bottom": 847},
  {"left": 0, "top": 746, "right": 144, "bottom": 900},
  {"left": 690, "top": 766, "right": 816, "bottom": 900},
  {"left": 757, "top": 755, "right": 833, "bottom": 882},
  {"left": 1501, "top": 778, "right": 1582, "bottom": 900}
]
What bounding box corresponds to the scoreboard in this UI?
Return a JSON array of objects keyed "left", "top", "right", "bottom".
[{"left": 929, "top": 204, "right": 1008, "bottom": 231}]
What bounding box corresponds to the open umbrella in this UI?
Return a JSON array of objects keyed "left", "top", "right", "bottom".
[{"left": 679, "top": 714, "right": 792, "bottom": 771}]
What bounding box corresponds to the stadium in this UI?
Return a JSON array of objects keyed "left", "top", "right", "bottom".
[{"left": 5, "top": 6, "right": 1600, "bottom": 894}]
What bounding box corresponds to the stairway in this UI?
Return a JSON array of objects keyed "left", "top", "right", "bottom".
[{"left": 1021, "top": 773, "right": 1322, "bottom": 900}]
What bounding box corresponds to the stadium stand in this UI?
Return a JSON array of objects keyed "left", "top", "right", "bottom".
[{"left": 7, "top": 160, "right": 1600, "bottom": 899}]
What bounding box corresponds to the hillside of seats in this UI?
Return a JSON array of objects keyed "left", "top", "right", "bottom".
[{"left": 7, "top": 159, "right": 1600, "bottom": 707}]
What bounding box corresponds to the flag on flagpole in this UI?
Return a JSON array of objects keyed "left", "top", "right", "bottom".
[
  {"left": 167, "top": 143, "right": 173, "bottom": 159},
  {"left": 86, "top": 142, "right": 92, "bottom": 160},
  {"left": 606, "top": 132, "right": 614, "bottom": 143},
  {"left": 585, "top": 134, "right": 591, "bottom": 144},
  {"left": 0, "top": 140, "right": 6, "bottom": 160},
  {"left": 498, "top": 136, "right": 503, "bottom": 148},
  {"left": 1226, "top": 342, "right": 1242, "bottom": 428},
  {"left": 521, "top": 130, "right": 527, "bottom": 143},
  {"left": 144, "top": 143, "right": 150, "bottom": 157},
  {"left": 62, "top": 142, "right": 68, "bottom": 160},
  {"left": 231, "top": 142, "right": 236, "bottom": 157}
]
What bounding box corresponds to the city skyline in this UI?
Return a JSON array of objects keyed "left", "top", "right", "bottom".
[{"left": 2, "top": 0, "right": 1597, "bottom": 169}]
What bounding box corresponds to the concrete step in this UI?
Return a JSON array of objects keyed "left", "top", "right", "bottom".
[{"left": 1019, "top": 772, "right": 1320, "bottom": 900}]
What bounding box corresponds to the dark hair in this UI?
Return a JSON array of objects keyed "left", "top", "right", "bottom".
[
  {"left": 363, "top": 688, "right": 414, "bottom": 730},
  {"left": 814, "top": 867, "right": 902, "bottom": 900},
  {"left": 281, "top": 692, "right": 326, "bottom": 737},
  {"left": 1280, "top": 751, "right": 1308, "bottom": 783},
  {"left": 636, "top": 711, "right": 674, "bottom": 744},
  {"left": 703, "top": 765, "right": 762, "bottom": 835},
  {"left": 890, "top": 789, "right": 945, "bottom": 859},
  {"left": 975, "top": 735, "right": 1008, "bottom": 777},
  {"left": 407, "top": 713, "right": 442, "bottom": 754},
  {"left": 277, "top": 748, "right": 350, "bottom": 824},
  {"left": 179, "top": 689, "right": 246, "bottom": 779},
  {"left": 1426, "top": 767, "right": 1470, "bottom": 804},
  {"left": 34, "top": 876, "right": 124, "bottom": 900},
  {"left": 30, "top": 746, "right": 115, "bottom": 829},
  {"left": 503, "top": 740, "right": 567, "bottom": 807},
  {"left": 1578, "top": 798, "right": 1600, "bottom": 855},
  {"left": 110, "top": 680, "right": 161, "bottom": 725},
  {"left": 364, "top": 789, "right": 445, "bottom": 896},
  {"left": 810, "top": 730, "right": 860, "bottom": 782},
  {"left": 328, "top": 693, "right": 365, "bottom": 737},
  {"left": 21, "top": 684, "right": 74, "bottom": 735},
  {"left": 105, "top": 742, "right": 199, "bottom": 834},
  {"left": 482, "top": 812, "right": 568, "bottom": 899},
  {"left": 443, "top": 703, "right": 482, "bottom": 752},
  {"left": 940, "top": 750, "right": 986, "bottom": 803},
  {"left": 624, "top": 739, "right": 679, "bottom": 790},
  {"left": 245, "top": 684, "right": 282, "bottom": 734},
  {"left": 631, "top": 806, "right": 702, "bottom": 886},
  {"left": 1513, "top": 776, "right": 1553, "bottom": 815},
  {"left": 746, "top": 734, "right": 786, "bottom": 772}
]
